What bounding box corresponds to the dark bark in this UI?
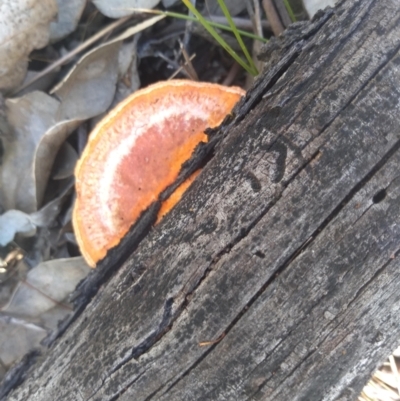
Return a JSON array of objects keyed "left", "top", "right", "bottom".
[{"left": 4, "top": 0, "right": 400, "bottom": 400}]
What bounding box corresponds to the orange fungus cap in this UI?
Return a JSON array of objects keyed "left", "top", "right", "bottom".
[{"left": 73, "top": 79, "right": 245, "bottom": 267}]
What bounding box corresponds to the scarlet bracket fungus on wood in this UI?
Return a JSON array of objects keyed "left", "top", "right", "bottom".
[{"left": 73, "top": 80, "right": 245, "bottom": 267}]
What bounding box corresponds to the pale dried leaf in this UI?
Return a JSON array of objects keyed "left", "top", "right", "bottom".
[
  {"left": 303, "top": 0, "right": 336, "bottom": 18},
  {"left": 0, "top": 92, "right": 80, "bottom": 213},
  {"left": 1, "top": 91, "right": 59, "bottom": 212},
  {"left": 33, "top": 119, "right": 82, "bottom": 207},
  {"left": 53, "top": 41, "right": 122, "bottom": 120},
  {"left": 51, "top": 15, "right": 162, "bottom": 118},
  {"left": 0, "top": 210, "right": 36, "bottom": 246},
  {"left": 30, "top": 177, "right": 74, "bottom": 227},
  {"left": 50, "top": 0, "right": 86, "bottom": 42},
  {"left": 0, "top": 179, "right": 73, "bottom": 246},
  {"left": 114, "top": 37, "right": 141, "bottom": 105},
  {"left": 38, "top": 304, "right": 75, "bottom": 330},
  {"left": 103, "top": 15, "right": 164, "bottom": 106},
  {"left": 2, "top": 257, "right": 90, "bottom": 318},
  {"left": 93, "top": 0, "right": 160, "bottom": 18},
  {"left": 17, "top": 69, "right": 60, "bottom": 97},
  {"left": 118, "top": 38, "right": 139, "bottom": 78},
  {"left": 0, "top": 0, "right": 58, "bottom": 92},
  {"left": 0, "top": 316, "right": 46, "bottom": 368}
]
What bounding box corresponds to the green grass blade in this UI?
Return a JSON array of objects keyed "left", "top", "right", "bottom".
[
  {"left": 216, "top": 0, "right": 258, "bottom": 74},
  {"left": 283, "top": 0, "right": 297, "bottom": 22},
  {"left": 165, "top": 10, "right": 267, "bottom": 42},
  {"left": 127, "top": 8, "right": 267, "bottom": 42},
  {"left": 181, "top": 0, "right": 258, "bottom": 76}
]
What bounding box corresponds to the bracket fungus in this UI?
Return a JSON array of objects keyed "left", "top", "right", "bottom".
[{"left": 73, "top": 80, "right": 245, "bottom": 267}]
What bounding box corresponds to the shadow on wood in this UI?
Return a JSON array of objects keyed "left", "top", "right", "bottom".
[{"left": 4, "top": 0, "right": 400, "bottom": 400}]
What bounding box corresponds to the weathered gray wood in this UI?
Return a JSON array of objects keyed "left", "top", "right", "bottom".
[{"left": 6, "top": 0, "right": 400, "bottom": 400}]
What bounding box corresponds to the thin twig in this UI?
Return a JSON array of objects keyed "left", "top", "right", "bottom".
[
  {"left": 273, "top": 0, "right": 293, "bottom": 27},
  {"left": 208, "top": 15, "right": 271, "bottom": 31},
  {"left": 199, "top": 332, "right": 225, "bottom": 346},
  {"left": 168, "top": 53, "right": 197, "bottom": 80},
  {"left": 12, "top": 15, "right": 133, "bottom": 95},
  {"left": 262, "top": 0, "right": 285, "bottom": 36},
  {"left": 245, "top": 0, "right": 264, "bottom": 87},
  {"left": 179, "top": 41, "right": 199, "bottom": 81}
]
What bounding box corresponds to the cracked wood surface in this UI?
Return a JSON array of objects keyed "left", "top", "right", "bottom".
[{"left": 6, "top": 0, "right": 400, "bottom": 400}]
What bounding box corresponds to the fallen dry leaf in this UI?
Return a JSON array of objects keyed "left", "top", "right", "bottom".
[
  {"left": 0, "top": 0, "right": 58, "bottom": 92},
  {"left": 0, "top": 178, "right": 73, "bottom": 246},
  {"left": 49, "top": 0, "right": 86, "bottom": 42},
  {"left": 303, "top": 0, "right": 336, "bottom": 17},
  {"left": 2, "top": 257, "right": 89, "bottom": 318},
  {"left": 0, "top": 257, "right": 90, "bottom": 370},
  {"left": 0, "top": 210, "right": 37, "bottom": 246},
  {"left": 114, "top": 37, "right": 141, "bottom": 105},
  {"left": 93, "top": 0, "right": 161, "bottom": 18},
  {"left": 1, "top": 91, "right": 60, "bottom": 213},
  {"left": 0, "top": 315, "right": 47, "bottom": 369},
  {"left": 53, "top": 41, "right": 122, "bottom": 120}
]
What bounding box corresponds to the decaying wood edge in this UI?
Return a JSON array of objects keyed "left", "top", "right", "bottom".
[{"left": 3, "top": 0, "right": 400, "bottom": 400}]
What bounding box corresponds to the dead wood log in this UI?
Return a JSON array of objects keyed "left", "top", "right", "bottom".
[{"left": 4, "top": 0, "right": 400, "bottom": 400}]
